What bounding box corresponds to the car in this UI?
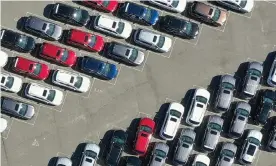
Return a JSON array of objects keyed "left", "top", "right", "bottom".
[
  {"left": 51, "top": 3, "right": 90, "bottom": 26},
  {"left": 159, "top": 15, "right": 199, "bottom": 39},
  {"left": 12, "top": 57, "right": 50, "bottom": 80},
  {"left": 188, "top": 2, "right": 227, "bottom": 26},
  {"left": 192, "top": 154, "right": 210, "bottom": 166},
  {"left": 119, "top": 2, "right": 159, "bottom": 26},
  {"left": 239, "top": 130, "right": 262, "bottom": 165},
  {"left": 242, "top": 61, "right": 263, "bottom": 99},
  {"left": 55, "top": 157, "right": 72, "bottom": 166},
  {"left": 202, "top": 115, "right": 224, "bottom": 152},
  {"left": 0, "top": 29, "right": 35, "bottom": 53},
  {"left": 94, "top": 15, "right": 132, "bottom": 39},
  {"left": 148, "top": 142, "right": 169, "bottom": 166},
  {"left": 1, "top": 97, "right": 35, "bottom": 120},
  {"left": 79, "top": 143, "right": 100, "bottom": 166},
  {"left": 267, "top": 120, "right": 276, "bottom": 152},
  {"left": 25, "top": 83, "right": 64, "bottom": 106},
  {"left": 186, "top": 88, "right": 210, "bottom": 127},
  {"left": 107, "top": 42, "right": 145, "bottom": 66},
  {"left": 228, "top": 101, "right": 251, "bottom": 138},
  {"left": 134, "top": 29, "right": 172, "bottom": 53},
  {"left": 214, "top": 75, "right": 236, "bottom": 112},
  {"left": 0, "top": 118, "right": 7, "bottom": 133},
  {"left": 24, "top": 16, "right": 63, "bottom": 41},
  {"left": 39, "top": 43, "right": 77, "bottom": 67},
  {"left": 173, "top": 128, "right": 196, "bottom": 165},
  {"left": 160, "top": 102, "right": 184, "bottom": 140},
  {"left": 80, "top": 56, "right": 118, "bottom": 80},
  {"left": 216, "top": 0, "right": 254, "bottom": 13},
  {"left": 0, "top": 50, "right": 8, "bottom": 67},
  {"left": 82, "top": 0, "right": 119, "bottom": 12},
  {"left": 125, "top": 156, "right": 142, "bottom": 166},
  {"left": 215, "top": 142, "right": 237, "bottom": 166},
  {"left": 267, "top": 56, "right": 276, "bottom": 87},
  {"left": 0, "top": 72, "right": 23, "bottom": 93},
  {"left": 148, "top": 0, "right": 186, "bottom": 13},
  {"left": 105, "top": 130, "right": 127, "bottom": 166},
  {"left": 133, "top": 117, "right": 155, "bottom": 155},
  {"left": 66, "top": 29, "right": 104, "bottom": 52}
]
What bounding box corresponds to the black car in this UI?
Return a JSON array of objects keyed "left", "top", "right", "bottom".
[
  {"left": 159, "top": 15, "right": 199, "bottom": 39},
  {"left": 105, "top": 130, "right": 128, "bottom": 166},
  {"left": 125, "top": 156, "right": 142, "bottom": 166},
  {"left": 0, "top": 29, "right": 35, "bottom": 52},
  {"left": 267, "top": 119, "right": 276, "bottom": 152},
  {"left": 51, "top": 3, "right": 90, "bottom": 26}
]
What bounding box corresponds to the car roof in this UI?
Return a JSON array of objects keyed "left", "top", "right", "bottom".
[
  {"left": 55, "top": 3, "right": 75, "bottom": 15},
  {"left": 41, "top": 43, "right": 62, "bottom": 57},
  {"left": 15, "top": 57, "right": 35, "bottom": 71},
  {"left": 2, "top": 97, "right": 18, "bottom": 111},
  {"left": 138, "top": 29, "right": 158, "bottom": 44},
  {"left": 124, "top": 2, "right": 145, "bottom": 16},
  {"left": 194, "top": 2, "right": 213, "bottom": 16},
  {"left": 27, "top": 16, "right": 48, "bottom": 31},
  {"left": 83, "top": 56, "right": 103, "bottom": 71},
  {"left": 98, "top": 15, "right": 118, "bottom": 29},
  {"left": 248, "top": 130, "right": 262, "bottom": 140},
  {"left": 28, "top": 83, "right": 48, "bottom": 97},
  {"left": 126, "top": 156, "right": 142, "bottom": 166}
]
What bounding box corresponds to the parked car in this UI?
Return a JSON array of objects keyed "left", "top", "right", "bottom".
[
  {"left": 159, "top": 15, "right": 199, "bottom": 39},
  {"left": 267, "top": 56, "right": 276, "bottom": 87},
  {"left": 188, "top": 2, "right": 227, "bottom": 26},
  {"left": 24, "top": 16, "right": 63, "bottom": 40},
  {"left": 133, "top": 117, "right": 155, "bottom": 155},
  {"left": 82, "top": 0, "right": 118, "bottom": 12},
  {"left": 79, "top": 143, "right": 100, "bottom": 166},
  {"left": 148, "top": 142, "right": 169, "bottom": 166},
  {"left": 125, "top": 156, "right": 142, "bottom": 166},
  {"left": 192, "top": 154, "right": 210, "bottom": 166},
  {"left": 119, "top": 2, "right": 159, "bottom": 26},
  {"left": 267, "top": 120, "right": 276, "bottom": 152},
  {"left": 229, "top": 102, "right": 251, "bottom": 138},
  {"left": 66, "top": 29, "right": 104, "bottom": 52},
  {"left": 51, "top": 3, "right": 90, "bottom": 26},
  {"left": 0, "top": 118, "right": 7, "bottom": 133},
  {"left": 0, "top": 29, "right": 35, "bottom": 52},
  {"left": 202, "top": 115, "right": 223, "bottom": 152},
  {"left": 239, "top": 130, "right": 262, "bottom": 165},
  {"left": 173, "top": 128, "right": 196, "bottom": 165},
  {"left": 12, "top": 56, "right": 50, "bottom": 80},
  {"left": 216, "top": 0, "right": 254, "bottom": 13},
  {"left": 107, "top": 42, "right": 145, "bottom": 66},
  {"left": 242, "top": 61, "right": 263, "bottom": 99},
  {"left": 80, "top": 56, "right": 118, "bottom": 80},
  {"left": 0, "top": 50, "right": 9, "bottom": 67},
  {"left": 134, "top": 29, "right": 172, "bottom": 53},
  {"left": 105, "top": 130, "right": 127, "bottom": 166},
  {"left": 1, "top": 97, "right": 35, "bottom": 120},
  {"left": 25, "top": 83, "right": 64, "bottom": 106},
  {"left": 215, "top": 142, "right": 237, "bottom": 166},
  {"left": 186, "top": 88, "right": 210, "bottom": 127},
  {"left": 0, "top": 72, "right": 22, "bottom": 93},
  {"left": 148, "top": 0, "right": 186, "bottom": 13},
  {"left": 214, "top": 75, "right": 236, "bottom": 112},
  {"left": 52, "top": 69, "right": 91, "bottom": 93},
  {"left": 160, "top": 102, "right": 184, "bottom": 140},
  {"left": 55, "top": 157, "right": 72, "bottom": 166}
]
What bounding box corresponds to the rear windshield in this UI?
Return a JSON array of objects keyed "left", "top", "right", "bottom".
[
  {"left": 196, "top": 96, "right": 208, "bottom": 104},
  {"left": 170, "top": 109, "right": 182, "bottom": 118}
]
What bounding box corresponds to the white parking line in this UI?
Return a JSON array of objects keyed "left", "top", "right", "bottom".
[{"left": 1, "top": 118, "right": 14, "bottom": 140}]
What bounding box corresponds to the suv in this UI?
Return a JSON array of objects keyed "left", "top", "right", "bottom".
[
  {"left": 79, "top": 143, "right": 100, "bottom": 166},
  {"left": 215, "top": 142, "right": 237, "bottom": 166},
  {"left": 148, "top": 142, "right": 169, "bottom": 166}
]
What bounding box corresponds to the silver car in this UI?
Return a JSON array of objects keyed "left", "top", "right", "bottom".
[
  {"left": 215, "top": 75, "right": 236, "bottom": 112},
  {"left": 229, "top": 102, "right": 251, "bottom": 138},
  {"left": 24, "top": 16, "right": 63, "bottom": 40},
  {"left": 56, "top": 157, "right": 72, "bottom": 166},
  {"left": 242, "top": 61, "right": 263, "bottom": 99},
  {"left": 173, "top": 128, "right": 196, "bottom": 165},
  {"left": 215, "top": 142, "right": 237, "bottom": 166},
  {"left": 148, "top": 142, "right": 169, "bottom": 166},
  {"left": 202, "top": 115, "right": 224, "bottom": 152},
  {"left": 79, "top": 143, "right": 100, "bottom": 166}
]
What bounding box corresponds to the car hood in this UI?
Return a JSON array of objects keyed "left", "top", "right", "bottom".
[
  {"left": 161, "top": 36, "right": 172, "bottom": 52},
  {"left": 243, "top": 0, "right": 254, "bottom": 12},
  {"left": 51, "top": 25, "right": 63, "bottom": 40},
  {"left": 148, "top": 9, "right": 159, "bottom": 25},
  {"left": 0, "top": 51, "right": 8, "bottom": 67},
  {"left": 135, "top": 132, "right": 150, "bottom": 153},
  {"left": 133, "top": 50, "right": 145, "bottom": 65},
  {"left": 38, "top": 64, "right": 50, "bottom": 80},
  {"left": 217, "top": 10, "right": 227, "bottom": 26},
  {"left": 24, "top": 105, "right": 35, "bottom": 119},
  {"left": 51, "top": 89, "right": 64, "bottom": 106},
  {"left": 78, "top": 76, "right": 91, "bottom": 93},
  {"left": 120, "top": 21, "right": 132, "bottom": 39},
  {"left": 106, "top": 64, "right": 118, "bottom": 80}
]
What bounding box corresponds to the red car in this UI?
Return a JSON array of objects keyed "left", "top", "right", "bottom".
[
  {"left": 13, "top": 56, "right": 50, "bottom": 80},
  {"left": 134, "top": 117, "right": 155, "bottom": 155},
  {"left": 83, "top": 0, "right": 118, "bottom": 12},
  {"left": 39, "top": 43, "right": 77, "bottom": 67},
  {"left": 66, "top": 29, "right": 104, "bottom": 52}
]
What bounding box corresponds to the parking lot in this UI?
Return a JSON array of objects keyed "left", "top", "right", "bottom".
[{"left": 1, "top": 1, "right": 276, "bottom": 166}]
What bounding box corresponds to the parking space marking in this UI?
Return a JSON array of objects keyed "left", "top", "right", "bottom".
[{"left": 1, "top": 118, "right": 14, "bottom": 140}]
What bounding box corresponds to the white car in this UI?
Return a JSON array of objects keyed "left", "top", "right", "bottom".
[
  {"left": 0, "top": 50, "right": 8, "bottom": 67},
  {"left": 0, "top": 72, "right": 23, "bottom": 93},
  {"left": 79, "top": 143, "right": 100, "bottom": 166},
  {"left": 192, "top": 154, "right": 210, "bottom": 166},
  {"left": 267, "top": 56, "right": 276, "bottom": 87},
  {"left": 52, "top": 69, "right": 91, "bottom": 93},
  {"left": 239, "top": 130, "right": 262, "bottom": 165},
  {"left": 217, "top": 0, "right": 254, "bottom": 13},
  {"left": 25, "top": 83, "right": 64, "bottom": 106},
  {"left": 148, "top": 0, "right": 186, "bottom": 13},
  {"left": 0, "top": 118, "right": 8, "bottom": 133},
  {"left": 186, "top": 88, "right": 210, "bottom": 127},
  {"left": 94, "top": 15, "right": 132, "bottom": 39},
  {"left": 160, "top": 102, "right": 184, "bottom": 140},
  {"left": 134, "top": 29, "right": 172, "bottom": 53},
  {"left": 55, "top": 157, "right": 72, "bottom": 166}
]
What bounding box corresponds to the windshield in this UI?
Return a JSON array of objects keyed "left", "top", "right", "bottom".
[
  {"left": 240, "top": 0, "right": 247, "bottom": 8},
  {"left": 5, "top": 76, "right": 14, "bottom": 88},
  {"left": 248, "top": 68, "right": 262, "bottom": 77},
  {"left": 85, "top": 150, "right": 97, "bottom": 159},
  {"left": 196, "top": 96, "right": 208, "bottom": 104},
  {"left": 74, "top": 76, "right": 83, "bottom": 89},
  {"left": 171, "top": 0, "right": 179, "bottom": 8},
  {"left": 144, "top": 9, "right": 152, "bottom": 21},
  {"left": 18, "top": 104, "right": 28, "bottom": 116},
  {"left": 222, "top": 149, "right": 235, "bottom": 158},
  {"left": 99, "top": 63, "right": 110, "bottom": 76},
  {"left": 181, "top": 135, "right": 193, "bottom": 144},
  {"left": 17, "top": 36, "right": 28, "bottom": 48},
  {"left": 129, "top": 49, "right": 138, "bottom": 62},
  {"left": 46, "top": 90, "right": 56, "bottom": 102},
  {"left": 60, "top": 50, "right": 69, "bottom": 62},
  {"left": 248, "top": 137, "right": 260, "bottom": 146},
  {"left": 155, "top": 149, "right": 166, "bottom": 158},
  {"left": 88, "top": 35, "right": 97, "bottom": 48},
  {"left": 73, "top": 9, "right": 83, "bottom": 22},
  {"left": 221, "top": 82, "right": 235, "bottom": 90},
  {"left": 32, "top": 64, "right": 42, "bottom": 76},
  {"left": 170, "top": 109, "right": 181, "bottom": 118},
  {"left": 238, "top": 108, "right": 250, "bottom": 117},
  {"left": 113, "top": 136, "right": 125, "bottom": 145},
  {"left": 116, "top": 22, "right": 125, "bottom": 34},
  {"left": 46, "top": 24, "right": 56, "bottom": 36},
  {"left": 195, "top": 162, "right": 207, "bottom": 166},
  {"left": 184, "top": 22, "right": 192, "bottom": 34},
  {"left": 264, "top": 97, "right": 274, "bottom": 104},
  {"left": 140, "top": 125, "right": 152, "bottom": 133},
  {"left": 208, "top": 122, "right": 222, "bottom": 131},
  {"left": 156, "top": 36, "right": 165, "bottom": 48},
  {"left": 212, "top": 9, "right": 221, "bottom": 21}
]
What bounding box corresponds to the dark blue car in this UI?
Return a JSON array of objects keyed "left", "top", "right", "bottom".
[
  {"left": 119, "top": 2, "right": 159, "bottom": 26},
  {"left": 80, "top": 56, "right": 118, "bottom": 80}
]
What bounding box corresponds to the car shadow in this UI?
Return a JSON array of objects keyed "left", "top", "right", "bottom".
[
  {"left": 125, "top": 118, "right": 140, "bottom": 155},
  {"left": 262, "top": 51, "right": 275, "bottom": 86},
  {"left": 221, "top": 102, "right": 237, "bottom": 138},
  {"left": 234, "top": 62, "right": 249, "bottom": 96},
  {"left": 97, "top": 129, "right": 115, "bottom": 166},
  {"left": 260, "top": 116, "right": 275, "bottom": 151},
  {"left": 207, "top": 75, "right": 221, "bottom": 111},
  {"left": 153, "top": 103, "right": 169, "bottom": 139},
  {"left": 3, "top": 56, "right": 17, "bottom": 71},
  {"left": 181, "top": 88, "right": 195, "bottom": 125},
  {"left": 194, "top": 115, "right": 210, "bottom": 152},
  {"left": 166, "top": 129, "right": 182, "bottom": 165},
  {"left": 140, "top": 142, "right": 155, "bottom": 165},
  {"left": 16, "top": 17, "right": 27, "bottom": 32},
  {"left": 47, "top": 157, "right": 58, "bottom": 166},
  {"left": 71, "top": 142, "right": 86, "bottom": 166},
  {"left": 247, "top": 90, "right": 262, "bottom": 125},
  {"left": 208, "top": 142, "right": 223, "bottom": 166}
]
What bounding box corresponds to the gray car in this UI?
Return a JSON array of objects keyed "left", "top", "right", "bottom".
[
  {"left": 1, "top": 97, "right": 35, "bottom": 120},
  {"left": 215, "top": 75, "right": 236, "bottom": 112},
  {"left": 56, "top": 157, "right": 72, "bottom": 166},
  {"left": 215, "top": 142, "right": 237, "bottom": 166},
  {"left": 229, "top": 102, "right": 251, "bottom": 138},
  {"left": 173, "top": 128, "right": 196, "bottom": 165},
  {"left": 202, "top": 115, "right": 224, "bottom": 152},
  {"left": 24, "top": 16, "right": 63, "bottom": 40},
  {"left": 242, "top": 61, "right": 263, "bottom": 99},
  {"left": 148, "top": 142, "right": 169, "bottom": 166}
]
